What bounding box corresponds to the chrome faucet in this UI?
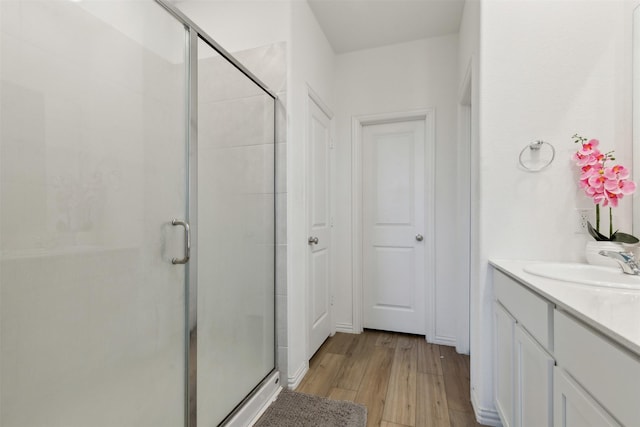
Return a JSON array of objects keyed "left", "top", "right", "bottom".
[{"left": 599, "top": 250, "right": 640, "bottom": 275}]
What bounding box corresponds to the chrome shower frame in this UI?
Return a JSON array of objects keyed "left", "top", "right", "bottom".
[{"left": 153, "top": 1, "right": 278, "bottom": 426}]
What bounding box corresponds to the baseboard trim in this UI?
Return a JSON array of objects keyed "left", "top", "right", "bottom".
[
  {"left": 226, "top": 371, "right": 280, "bottom": 427},
  {"left": 288, "top": 361, "right": 308, "bottom": 390},
  {"left": 432, "top": 334, "right": 457, "bottom": 347},
  {"left": 247, "top": 385, "right": 281, "bottom": 427},
  {"left": 335, "top": 322, "right": 354, "bottom": 333},
  {"left": 470, "top": 389, "right": 502, "bottom": 426}
]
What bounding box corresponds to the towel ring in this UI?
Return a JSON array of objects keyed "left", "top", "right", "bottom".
[{"left": 518, "top": 140, "right": 555, "bottom": 172}]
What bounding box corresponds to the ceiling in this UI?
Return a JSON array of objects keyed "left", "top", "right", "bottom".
[{"left": 307, "top": 0, "right": 466, "bottom": 54}]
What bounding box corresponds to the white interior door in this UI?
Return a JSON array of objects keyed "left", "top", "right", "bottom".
[
  {"left": 307, "top": 97, "right": 332, "bottom": 357},
  {"left": 362, "top": 119, "right": 426, "bottom": 334}
]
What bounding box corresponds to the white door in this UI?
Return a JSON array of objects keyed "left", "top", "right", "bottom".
[
  {"left": 307, "top": 97, "right": 332, "bottom": 357},
  {"left": 362, "top": 119, "right": 426, "bottom": 334}
]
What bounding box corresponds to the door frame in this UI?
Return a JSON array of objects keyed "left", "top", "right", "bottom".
[
  {"left": 351, "top": 109, "right": 435, "bottom": 341},
  {"left": 457, "top": 63, "right": 472, "bottom": 354},
  {"left": 305, "top": 85, "right": 335, "bottom": 359}
]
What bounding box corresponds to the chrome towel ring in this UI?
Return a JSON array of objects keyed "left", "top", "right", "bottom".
[{"left": 519, "top": 140, "right": 555, "bottom": 172}]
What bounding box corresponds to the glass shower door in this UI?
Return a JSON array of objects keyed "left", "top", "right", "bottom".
[
  {"left": 0, "top": 2, "right": 189, "bottom": 426},
  {"left": 196, "top": 38, "right": 276, "bottom": 426}
]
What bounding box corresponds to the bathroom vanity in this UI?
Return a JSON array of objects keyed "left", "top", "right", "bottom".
[{"left": 490, "top": 260, "right": 640, "bottom": 427}]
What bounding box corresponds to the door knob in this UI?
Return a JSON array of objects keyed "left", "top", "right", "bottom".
[
  {"left": 308, "top": 236, "right": 319, "bottom": 245},
  {"left": 415, "top": 234, "right": 424, "bottom": 242}
]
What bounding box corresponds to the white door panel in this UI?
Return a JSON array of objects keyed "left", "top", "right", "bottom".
[
  {"left": 311, "top": 249, "right": 330, "bottom": 327},
  {"left": 307, "top": 97, "right": 332, "bottom": 357},
  {"left": 363, "top": 120, "right": 426, "bottom": 334},
  {"left": 372, "top": 247, "right": 415, "bottom": 308},
  {"left": 373, "top": 133, "right": 414, "bottom": 225}
]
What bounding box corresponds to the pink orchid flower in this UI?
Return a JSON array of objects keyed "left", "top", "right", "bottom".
[
  {"left": 587, "top": 170, "right": 607, "bottom": 191},
  {"left": 583, "top": 182, "right": 604, "bottom": 199},
  {"left": 578, "top": 154, "right": 600, "bottom": 167},
  {"left": 579, "top": 179, "right": 590, "bottom": 190},
  {"left": 603, "top": 164, "right": 630, "bottom": 180},
  {"left": 605, "top": 178, "right": 636, "bottom": 195},
  {"left": 603, "top": 190, "right": 620, "bottom": 207},
  {"left": 578, "top": 139, "right": 600, "bottom": 156},
  {"left": 573, "top": 134, "right": 639, "bottom": 242},
  {"left": 592, "top": 191, "right": 606, "bottom": 205},
  {"left": 580, "top": 163, "right": 601, "bottom": 180},
  {"left": 620, "top": 180, "right": 636, "bottom": 194},
  {"left": 573, "top": 148, "right": 603, "bottom": 167}
]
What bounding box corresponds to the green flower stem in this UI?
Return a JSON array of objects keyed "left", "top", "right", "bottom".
[
  {"left": 596, "top": 204, "right": 600, "bottom": 233},
  {"left": 610, "top": 207, "right": 613, "bottom": 238}
]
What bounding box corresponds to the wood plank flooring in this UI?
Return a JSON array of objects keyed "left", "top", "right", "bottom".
[{"left": 297, "top": 330, "right": 484, "bottom": 427}]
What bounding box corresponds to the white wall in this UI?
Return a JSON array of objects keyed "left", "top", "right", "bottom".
[
  {"left": 173, "top": 0, "right": 289, "bottom": 93},
  {"left": 481, "top": 0, "right": 632, "bottom": 260},
  {"left": 458, "top": 0, "right": 480, "bottom": 84},
  {"left": 332, "top": 35, "right": 460, "bottom": 344},
  {"left": 173, "top": 0, "right": 289, "bottom": 54},
  {"left": 472, "top": 0, "right": 633, "bottom": 423},
  {"left": 286, "top": 0, "right": 336, "bottom": 387}
]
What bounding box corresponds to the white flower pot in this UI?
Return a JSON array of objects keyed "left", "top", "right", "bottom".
[{"left": 585, "top": 241, "right": 633, "bottom": 267}]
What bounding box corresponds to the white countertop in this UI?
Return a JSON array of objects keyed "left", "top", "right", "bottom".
[{"left": 490, "top": 259, "right": 640, "bottom": 357}]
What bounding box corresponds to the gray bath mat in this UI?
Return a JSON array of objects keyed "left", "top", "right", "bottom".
[{"left": 254, "top": 389, "right": 367, "bottom": 427}]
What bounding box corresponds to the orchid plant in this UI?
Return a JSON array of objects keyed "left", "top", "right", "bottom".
[{"left": 572, "top": 134, "right": 639, "bottom": 243}]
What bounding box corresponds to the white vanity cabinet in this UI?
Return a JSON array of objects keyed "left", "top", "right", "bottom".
[
  {"left": 494, "top": 270, "right": 554, "bottom": 427},
  {"left": 493, "top": 264, "right": 640, "bottom": 427}
]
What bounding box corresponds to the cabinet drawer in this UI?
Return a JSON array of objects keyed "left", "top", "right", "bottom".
[
  {"left": 555, "top": 310, "right": 640, "bottom": 426},
  {"left": 494, "top": 270, "right": 553, "bottom": 351}
]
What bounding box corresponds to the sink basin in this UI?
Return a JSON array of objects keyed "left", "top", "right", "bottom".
[{"left": 523, "top": 262, "right": 640, "bottom": 289}]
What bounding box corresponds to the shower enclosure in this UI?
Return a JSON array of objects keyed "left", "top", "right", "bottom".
[{"left": 0, "top": 1, "right": 277, "bottom": 426}]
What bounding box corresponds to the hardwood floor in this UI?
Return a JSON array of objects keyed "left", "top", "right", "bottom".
[{"left": 297, "top": 330, "right": 484, "bottom": 427}]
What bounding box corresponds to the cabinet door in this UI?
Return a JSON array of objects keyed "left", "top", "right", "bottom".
[
  {"left": 554, "top": 367, "right": 621, "bottom": 427},
  {"left": 515, "top": 325, "right": 553, "bottom": 427},
  {"left": 554, "top": 309, "right": 640, "bottom": 426},
  {"left": 494, "top": 302, "right": 515, "bottom": 427}
]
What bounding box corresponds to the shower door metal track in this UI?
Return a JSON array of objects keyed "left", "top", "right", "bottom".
[
  {"left": 153, "top": 1, "right": 279, "bottom": 426},
  {"left": 154, "top": 0, "right": 278, "bottom": 101}
]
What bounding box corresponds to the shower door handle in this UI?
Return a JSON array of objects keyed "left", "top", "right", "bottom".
[{"left": 171, "top": 219, "right": 191, "bottom": 264}]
